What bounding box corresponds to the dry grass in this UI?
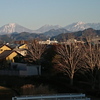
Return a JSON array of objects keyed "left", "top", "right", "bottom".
[
  {"left": 0, "top": 86, "right": 13, "bottom": 100},
  {"left": 0, "top": 86, "right": 11, "bottom": 93},
  {"left": 21, "top": 84, "right": 56, "bottom": 95}
]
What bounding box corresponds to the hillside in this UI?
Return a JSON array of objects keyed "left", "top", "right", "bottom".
[
  {"left": 51, "top": 28, "right": 100, "bottom": 41},
  {"left": 0, "top": 32, "right": 48, "bottom": 43},
  {"left": 0, "top": 28, "right": 100, "bottom": 43}
]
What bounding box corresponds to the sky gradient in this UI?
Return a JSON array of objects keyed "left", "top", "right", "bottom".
[{"left": 0, "top": 0, "right": 100, "bottom": 30}]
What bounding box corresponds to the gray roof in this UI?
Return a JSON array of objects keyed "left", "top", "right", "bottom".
[{"left": 0, "top": 50, "right": 16, "bottom": 59}]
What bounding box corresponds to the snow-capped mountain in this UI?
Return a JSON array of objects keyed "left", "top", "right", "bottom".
[
  {"left": 64, "top": 22, "right": 100, "bottom": 32},
  {"left": 35, "top": 24, "right": 62, "bottom": 33},
  {"left": 0, "top": 23, "right": 33, "bottom": 35},
  {"left": 1, "top": 22, "right": 100, "bottom": 35},
  {"left": 0, "top": 23, "right": 62, "bottom": 35},
  {"left": 64, "top": 22, "right": 89, "bottom": 32}
]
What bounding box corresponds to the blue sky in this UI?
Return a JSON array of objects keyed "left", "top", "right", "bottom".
[{"left": 0, "top": 0, "right": 100, "bottom": 30}]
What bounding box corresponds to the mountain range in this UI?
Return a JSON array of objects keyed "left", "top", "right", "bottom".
[
  {"left": 64, "top": 22, "right": 100, "bottom": 32},
  {"left": 51, "top": 28, "right": 100, "bottom": 41},
  {"left": 0, "top": 22, "right": 100, "bottom": 42},
  {"left": 0, "top": 28, "right": 100, "bottom": 43},
  {"left": 0, "top": 22, "right": 100, "bottom": 35},
  {"left": 0, "top": 23, "right": 62, "bottom": 35}
]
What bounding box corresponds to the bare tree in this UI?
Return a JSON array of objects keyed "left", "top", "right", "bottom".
[
  {"left": 53, "top": 39, "right": 84, "bottom": 85},
  {"left": 27, "top": 39, "right": 46, "bottom": 65},
  {"left": 82, "top": 31, "right": 100, "bottom": 89},
  {"left": 83, "top": 44, "right": 98, "bottom": 89},
  {"left": 96, "top": 46, "right": 100, "bottom": 89}
]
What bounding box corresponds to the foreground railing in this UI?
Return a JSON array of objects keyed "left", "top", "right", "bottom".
[{"left": 12, "top": 93, "right": 90, "bottom": 100}]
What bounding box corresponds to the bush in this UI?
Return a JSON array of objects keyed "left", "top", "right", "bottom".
[
  {"left": 21, "top": 84, "right": 56, "bottom": 95},
  {"left": 21, "top": 84, "right": 35, "bottom": 95}
]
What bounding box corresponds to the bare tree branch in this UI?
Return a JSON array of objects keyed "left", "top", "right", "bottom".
[
  {"left": 53, "top": 39, "right": 84, "bottom": 85},
  {"left": 27, "top": 39, "right": 46, "bottom": 64}
]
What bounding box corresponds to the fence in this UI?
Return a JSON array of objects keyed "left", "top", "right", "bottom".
[{"left": 12, "top": 93, "right": 90, "bottom": 100}]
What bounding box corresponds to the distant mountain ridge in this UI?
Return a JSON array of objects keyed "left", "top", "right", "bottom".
[
  {"left": 51, "top": 28, "right": 100, "bottom": 41},
  {"left": 43, "top": 28, "right": 69, "bottom": 37},
  {"left": 64, "top": 22, "right": 100, "bottom": 32},
  {"left": 35, "top": 24, "right": 62, "bottom": 33},
  {"left": 0, "top": 23, "right": 62, "bottom": 35},
  {"left": 64, "top": 22, "right": 89, "bottom": 32},
  {"left": 1, "top": 28, "right": 100, "bottom": 43},
  {"left": 0, "top": 23, "right": 33, "bottom": 35},
  {"left": 36, "top": 22, "right": 100, "bottom": 32},
  {"left": 0, "top": 22, "right": 100, "bottom": 35}
]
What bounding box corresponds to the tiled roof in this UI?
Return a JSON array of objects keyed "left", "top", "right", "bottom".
[
  {"left": 0, "top": 44, "right": 13, "bottom": 49},
  {"left": 0, "top": 50, "right": 15, "bottom": 59}
]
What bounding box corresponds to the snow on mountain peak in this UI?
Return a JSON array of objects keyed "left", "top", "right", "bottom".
[
  {"left": 0, "top": 22, "right": 100, "bottom": 35},
  {"left": 64, "top": 21, "right": 89, "bottom": 32},
  {"left": 77, "top": 21, "right": 85, "bottom": 24},
  {"left": 0, "top": 23, "right": 33, "bottom": 34},
  {"left": 8, "top": 23, "right": 16, "bottom": 27},
  {"left": 1, "top": 23, "right": 17, "bottom": 33},
  {"left": 74, "top": 21, "right": 85, "bottom": 27}
]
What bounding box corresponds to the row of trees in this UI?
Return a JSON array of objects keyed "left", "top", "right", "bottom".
[{"left": 26, "top": 32, "right": 100, "bottom": 89}]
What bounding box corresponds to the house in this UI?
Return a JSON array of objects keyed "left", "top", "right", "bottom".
[
  {"left": 14, "top": 44, "right": 28, "bottom": 56},
  {"left": 14, "top": 48, "right": 27, "bottom": 56},
  {"left": 18, "top": 44, "right": 28, "bottom": 49},
  {"left": 0, "top": 50, "right": 21, "bottom": 62},
  {"left": 0, "top": 44, "right": 12, "bottom": 54},
  {"left": 0, "top": 43, "right": 41, "bottom": 76}
]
